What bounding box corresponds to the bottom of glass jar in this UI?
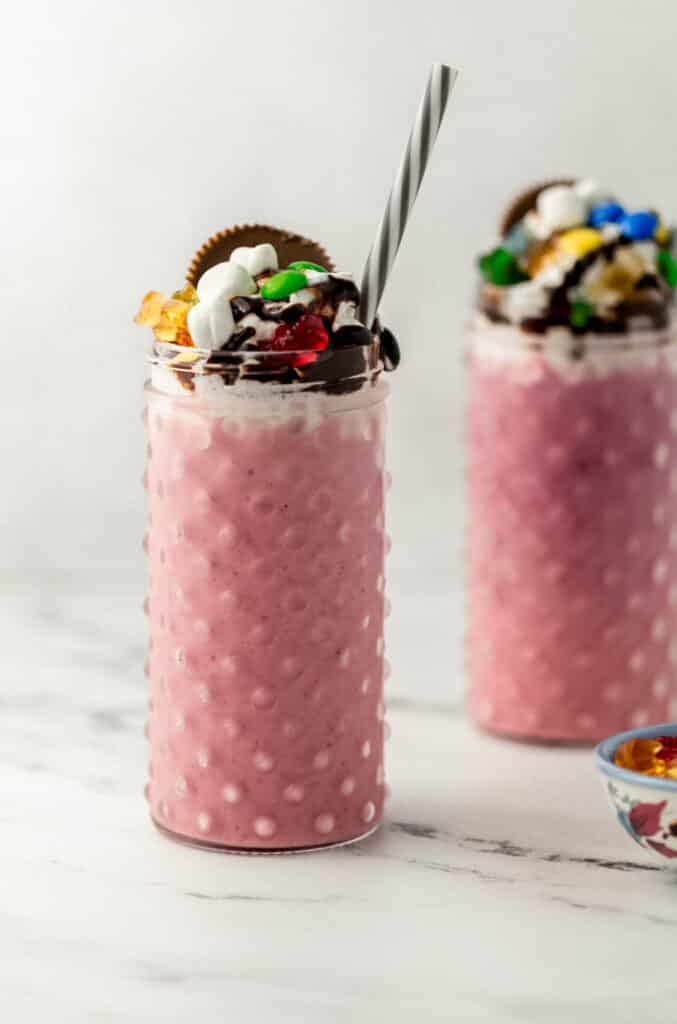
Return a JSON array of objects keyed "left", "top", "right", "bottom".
[
  {"left": 151, "top": 816, "right": 382, "bottom": 855},
  {"left": 471, "top": 716, "right": 605, "bottom": 747}
]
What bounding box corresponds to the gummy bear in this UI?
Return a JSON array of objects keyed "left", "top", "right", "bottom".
[
  {"left": 135, "top": 291, "right": 166, "bottom": 328},
  {"left": 172, "top": 284, "right": 199, "bottom": 305},
  {"left": 615, "top": 738, "right": 663, "bottom": 774},
  {"left": 615, "top": 736, "right": 677, "bottom": 778},
  {"left": 261, "top": 314, "right": 329, "bottom": 368},
  {"left": 154, "top": 299, "right": 194, "bottom": 346}
]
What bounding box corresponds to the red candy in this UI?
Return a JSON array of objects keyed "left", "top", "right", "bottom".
[
  {"left": 293, "top": 314, "right": 329, "bottom": 352},
  {"left": 658, "top": 736, "right": 677, "bottom": 762},
  {"left": 262, "top": 314, "right": 330, "bottom": 368},
  {"left": 615, "top": 735, "right": 677, "bottom": 778},
  {"left": 268, "top": 323, "right": 295, "bottom": 352}
]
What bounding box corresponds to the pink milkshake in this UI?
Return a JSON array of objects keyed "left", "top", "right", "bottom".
[
  {"left": 137, "top": 233, "right": 399, "bottom": 849},
  {"left": 467, "top": 180, "right": 677, "bottom": 741}
]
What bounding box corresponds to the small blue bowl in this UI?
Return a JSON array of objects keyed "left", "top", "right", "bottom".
[{"left": 596, "top": 723, "right": 677, "bottom": 866}]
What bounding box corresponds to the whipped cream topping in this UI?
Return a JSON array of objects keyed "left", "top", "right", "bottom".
[
  {"left": 139, "top": 244, "right": 373, "bottom": 354},
  {"left": 477, "top": 180, "right": 676, "bottom": 334},
  {"left": 136, "top": 240, "right": 402, "bottom": 390},
  {"left": 470, "top": 312, "right": 677, "bottom": 382}
]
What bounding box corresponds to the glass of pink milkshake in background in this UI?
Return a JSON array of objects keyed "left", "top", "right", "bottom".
[
  {"left": 467, "top": 180, "right": 677, "bottom": 742},
  {"left": 136, "top": 226, "right": 400, "bottom": 850}
]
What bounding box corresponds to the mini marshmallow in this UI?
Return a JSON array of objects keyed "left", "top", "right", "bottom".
[
  {"left": 574, "top": 179, "right": 612, "bottom": 209},
  {"left": 230, "top": 244, "right": 278, "bottom": 278},
  {"left": 634, "top": 241, "right": 659, "bottom": 272},
  {"left": 502, "top": 280, "right": 548, "bottom": 321},
  {"left": 332, "top": 300, "right": 360, "bottom": 332},
  {"left": 236, "top": 313, "right": 277, "bottom": 344},
  {"left": 537, "top": 185, "right": 586, "bottom": 235},
  {"left": 505, "top": 259, "right": 573, "bottom": 325},
  {"left": 187, "top": 290, "right": 235, "bottom": 349},
  {"left": 535, "top": 262, "right": 568, "bottom": 289},
  {"left": 523, "top": 210, "right": 551, "bottom": 241},
  {"left": 601, "top": 223, "right": 622, "bottom": 243},
  {"left": 288, "top": 288, "right": 316, "bottom": 306},
  {"left": 304, "top": 270, "right": 330, "bottom": 287},
  {"left": 196, "top": 261, "right": 256, "bottom": 302}
]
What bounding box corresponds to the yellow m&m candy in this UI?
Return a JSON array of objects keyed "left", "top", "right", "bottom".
[
  {"left": 557, "top": 228, "right": 604, "bottom": 259},
  {"left": 655, "top": 222, "right": 670, "bottom": 245}
]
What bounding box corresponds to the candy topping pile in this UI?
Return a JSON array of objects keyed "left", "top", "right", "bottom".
[
  {"left": 477, "top": 180, "right": 677, "bottom": 333},
  {"left": 615, "top": 735, "right": 677, "bottom": 779},
  {"left": 136, "top": 240, "right": 400, "bottom": 386}
]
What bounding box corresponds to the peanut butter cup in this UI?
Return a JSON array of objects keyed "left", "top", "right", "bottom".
[
  {"left": 187, "top": 224, "right": 334, "bottom": 286},
  {"left": 500, "top": 179, "right": 574, "bottom": 236}
]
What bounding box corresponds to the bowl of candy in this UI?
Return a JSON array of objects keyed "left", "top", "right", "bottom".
[{"left": 596, "top": 724, "right": 677, "bottom": 865}]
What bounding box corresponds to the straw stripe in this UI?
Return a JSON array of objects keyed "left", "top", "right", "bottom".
[
  {"left": 377, "top": 205, "right": 390, "bottom": 305},
  {"left": 359, "top": 63, "right": 457, "bottom": 329},
  {"left": 397, "top": 151, "right": 411, "bottom": 254},
  {"left": 420, "top": 77, "right": 432, "bottom": 180}
]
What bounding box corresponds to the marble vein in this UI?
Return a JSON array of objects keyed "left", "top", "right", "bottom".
[
  {"left": 390, "top": 821, "right": 660, "bottom": 873},
  {"left": 0, "top": 579, "right": 674, "bottom": 1023}
]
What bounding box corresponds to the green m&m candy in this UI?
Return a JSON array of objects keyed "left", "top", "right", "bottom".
[
  {"left": 569, "top": 299, "right": 593, "bottom": 330},
  {"left": 260, "top": 269, "right": 308, "bottom": 300},
  {"left": 478, "top": 247, "right": 528, "bottom": 286},
  {"left": 657, "top": 249, "right": 677, "bottom": 289},
  {"left": 287, "top": 260, "right": 326, "bottom": 273}
]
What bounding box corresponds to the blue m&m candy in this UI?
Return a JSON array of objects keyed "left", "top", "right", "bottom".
[
  {"left": 588, "top": 202, "right": 625, "bottom": 228},
  {"left": 618, "top": 210, "right": 659, "bottom": 241}
]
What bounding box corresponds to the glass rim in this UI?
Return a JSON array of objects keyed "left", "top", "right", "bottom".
[
  {"left": 146, "top": 337, "right": 384, "bottom": 392},
  {"left": 469, "top": 313, "right": 677, "bottom": 353},
  {"left": 147, "top": 337, "right": 381, "bottom": 363}
]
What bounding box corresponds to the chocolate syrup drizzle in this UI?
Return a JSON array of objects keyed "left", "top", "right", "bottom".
[
  {"left": 480, "top": 236, "right": 674, "bottom": 336},
  {"left": 196, "top": 273, "right": 399, "bottom": 393}
]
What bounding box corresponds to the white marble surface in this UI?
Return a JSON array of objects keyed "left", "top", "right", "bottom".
[{"left": 2, "top": 577, "right": 676, "bottom": 1022}]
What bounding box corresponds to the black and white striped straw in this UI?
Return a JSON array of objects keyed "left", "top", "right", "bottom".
[{"left": 359, "top": 63, "right": 457, "bottom": 329}]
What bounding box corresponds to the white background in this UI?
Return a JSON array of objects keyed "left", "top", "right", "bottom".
[
  {"left": 3, "top": 12, "right": 676, "bottom": 1016},
  {"left": 3, "top": 0, "right": 676, "bottom": 585}
]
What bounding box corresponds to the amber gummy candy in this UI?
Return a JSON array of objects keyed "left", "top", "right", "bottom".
[
  {"left": 134, "top": 288, "right": 197, "bottom": 347},
  {"left": 615, "top": 736, "right": 677, "bottom": 778},
  {"left": 135, "top": 291, "right": 165, "bottom": 327}
]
